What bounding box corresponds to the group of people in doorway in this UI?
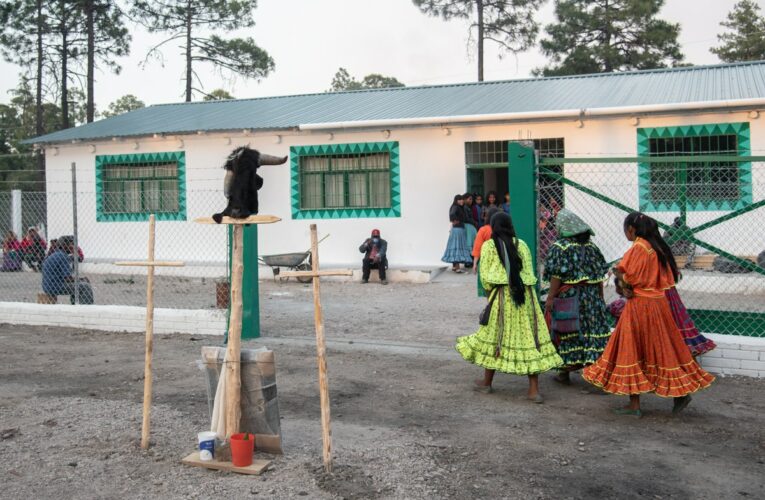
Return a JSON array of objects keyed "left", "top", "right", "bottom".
[
  {"left": 442, "top": 191, "right": 511, "bottom": 274},
  {"left": 454, "top": 207, "right": 716, "bottom": 417}
]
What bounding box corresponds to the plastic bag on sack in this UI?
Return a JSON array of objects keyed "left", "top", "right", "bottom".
[{"left": 197, "top": 345, "right": 283, "bottom": 454}]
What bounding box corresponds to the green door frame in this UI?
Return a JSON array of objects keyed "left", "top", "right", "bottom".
[
  {"left": 507, "top": 142, "right": 538, "bottom": 271},
  {"left": 226, "top": 225, "right": 260, "bottom": 340}
]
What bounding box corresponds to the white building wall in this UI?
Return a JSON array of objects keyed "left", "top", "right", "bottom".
[{"left": 43, "top": 109, "right": 764, "bottom": 268}]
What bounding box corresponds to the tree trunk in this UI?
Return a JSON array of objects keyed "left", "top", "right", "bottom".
[
  {"left": 36, "top": 0, "right": 45, "bottom": 184},
  {"left": 603, "top": 0, "right": 612, "bottom": 72},
  {"left": 477, "top": 0, "right": 484, "bottom": 82},
  {"left": 185, "top": 1, "right": 192, "bottom": 102},
  {"left": 86, "top": 0, "right": 95, "bottom": 123},
  {"left": 60, "top": 0, "right": 69, "bottom": 129}
]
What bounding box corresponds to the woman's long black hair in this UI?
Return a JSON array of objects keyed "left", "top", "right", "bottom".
[
  {"left": 490, "top": 212, "right": 525, "bottom": 306},
  {"left": 624, "top": 212, "right": 679, "bottom": 282}
]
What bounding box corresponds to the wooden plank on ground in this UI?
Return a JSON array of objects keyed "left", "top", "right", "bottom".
[{"left": 181, "top": 452, "right": 271, "bottom": 475}]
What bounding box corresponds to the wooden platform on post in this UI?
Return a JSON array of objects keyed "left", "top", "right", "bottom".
[{"left": 187, "top": 214, "right": 280, "bottom": 475}]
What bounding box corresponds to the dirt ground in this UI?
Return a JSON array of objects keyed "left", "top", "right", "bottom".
[{"left": 1, "top": 277, "right": 764, "bottom": 499}]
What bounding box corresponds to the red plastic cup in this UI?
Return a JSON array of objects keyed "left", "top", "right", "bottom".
[{"left": 230, "top": 433, "right": 255, "bottom": 467}]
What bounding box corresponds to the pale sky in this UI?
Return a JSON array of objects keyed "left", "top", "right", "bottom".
[{"left": 0, "top": 0, "right": 759, "bottom": 112}]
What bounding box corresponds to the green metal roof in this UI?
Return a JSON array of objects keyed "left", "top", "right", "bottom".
[{"left": 27, "top": 61, "right": 765, "bottom": 144}]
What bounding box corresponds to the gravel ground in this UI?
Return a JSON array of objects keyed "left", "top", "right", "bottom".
[{"left": 1, "top": 278, "right": 765, "bottom": 499}]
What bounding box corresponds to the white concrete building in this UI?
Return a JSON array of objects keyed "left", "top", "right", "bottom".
[{"left": 29, "top": 61, "right": 765, "bottom": 270}]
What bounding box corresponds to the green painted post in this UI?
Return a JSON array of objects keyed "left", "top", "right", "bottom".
[
  {"left": 508, "top": 142, "right": 538, "bottom": 272},
  {"left": 227, "top": 224, "right": 260, "bottom": 340}
]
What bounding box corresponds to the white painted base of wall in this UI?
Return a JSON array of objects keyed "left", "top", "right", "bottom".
[
  {"left": 697, "top": 333, "right": 765, "bottom": 378},
  {"left": 0, "top": 302, "right": 226, "bottom": 336}
]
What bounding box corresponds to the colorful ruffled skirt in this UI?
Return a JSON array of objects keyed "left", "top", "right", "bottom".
[
  {"left": 456, "top": 288, "right": 563, "bottom": 375},
  {"left": 582, "top": 295, "right": 714, "bottom": 397},
  {"left": 441, "top": 227, "right": 472, "bottom": 264},
  {"left": 666, "top": 287, "right": 716, "bottom": 356},
  {"left": 554, "top": 285, "right": 612, "bottom": 367}
]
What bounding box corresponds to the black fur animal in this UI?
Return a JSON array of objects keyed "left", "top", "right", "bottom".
[{"left": 212, "top": 146, "right": 287, "bottom": 223}]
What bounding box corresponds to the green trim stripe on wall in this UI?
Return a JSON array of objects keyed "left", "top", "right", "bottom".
[
  {"left": 290, "top": 141, "right": 401, "bottom": 219},
  {"left": 95, "top": 151, "right": 187, "bottom": 222},
  {"left": 636, "top": 122, "right": 752, "bottom": 212}
]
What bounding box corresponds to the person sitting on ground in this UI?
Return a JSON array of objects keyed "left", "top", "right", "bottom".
[
  {"left": 359, "top": 229, "right": 388, "bottom": 285},
  {"left": 42, "top": 235, "right": 94, "bottom": 304},
  {"left": 1, "top": 230, "right": 22, "bottom": 272},
  {"left": 21, "top": 227, "right": 46, "bottom": 271}
]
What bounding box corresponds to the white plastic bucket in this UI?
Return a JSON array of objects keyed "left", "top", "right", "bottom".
[{"left": 198, "top": 431, "right": 217, "bottom": 461}]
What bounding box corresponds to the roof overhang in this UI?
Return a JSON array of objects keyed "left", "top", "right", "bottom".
[{"left": 298, "top": 98, "right": 765, "bottom": 132}]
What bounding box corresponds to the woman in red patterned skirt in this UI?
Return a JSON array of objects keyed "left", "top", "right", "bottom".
[{"left": 582, "top": 213, "right": 714, "bottom": 417}]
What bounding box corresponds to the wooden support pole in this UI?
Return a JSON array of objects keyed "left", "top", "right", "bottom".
[
  {"left": 141, "top": 214, "right": 156, "bottom": 450},
  {"left": 114, "top": 215, "right": 185, "bottom": 450},
  {"left": 225, "top": 224, "right": 244, "bottom": 439},
  {"left": 309, "top": 224, "right": 333, "bottom": 473}
]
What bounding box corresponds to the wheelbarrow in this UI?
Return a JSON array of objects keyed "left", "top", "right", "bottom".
[{"left": 259, "top": 235, "right": 329, "bottom": 283}]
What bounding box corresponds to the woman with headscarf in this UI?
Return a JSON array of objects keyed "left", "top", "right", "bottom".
[
  {"left": 456, "top": 212, "right": 563, "bottom": 402},
  {"left": 441, "top": 194, "right": 472, "bottom": 273},
  {"left": 543, "top": 209, "right": 612, "bottom": 384}
]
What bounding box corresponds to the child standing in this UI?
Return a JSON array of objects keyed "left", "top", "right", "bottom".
[{"left": 582, "top": 212, "right": 714, "bottom": 417}]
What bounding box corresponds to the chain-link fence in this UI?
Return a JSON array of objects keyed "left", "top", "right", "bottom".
[
  {"left": 537, "top": 156, "right": 765, "bottom": 337},
  {"left": 1, "top": 190, "right": 232, "bottom": 310}
]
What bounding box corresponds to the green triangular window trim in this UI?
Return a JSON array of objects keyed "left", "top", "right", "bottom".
[
  {"left": 290, "top": 141, "right": 402, "bottom": 220},
  {"left": 636, "top": 122, "right": 752, "bottom": 213}
]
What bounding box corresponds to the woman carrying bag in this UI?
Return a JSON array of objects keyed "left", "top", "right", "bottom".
[
  {"left": 456, "top": 212, "right": 562, "bottom": 402},
  {"left": 543, "top": 209, "right": 612, "bottom": 385}
]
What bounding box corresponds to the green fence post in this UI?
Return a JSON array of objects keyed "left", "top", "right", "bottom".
[
  {"left": 227, "top": 224, "right": 260, "bottom": 340},
  {"left": 508, "top": 142, "right": 538, "bottom": 271}
]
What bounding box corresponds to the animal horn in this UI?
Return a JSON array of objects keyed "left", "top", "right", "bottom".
[{"left": 259, "top": 153, "right": 288, "bottom": 165}]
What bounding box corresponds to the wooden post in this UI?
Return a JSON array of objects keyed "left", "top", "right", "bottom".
[
  {"left": 141, "top": 215, "right": 156, "bottom": 450},
  {"left": 114, "top": 214, "right": 185, "bottom": 450},
  {"left": 193, "top": 214, "right": 281, "bottom": 441},
  {"left": 280, "top": 225, "right": 352, "bottom": 473},
  {"left": 311, "top": 224, "right": 332, "bottom": 472},
  {"left": 226, "top": 224, "right": 244, "bottom": 439}
]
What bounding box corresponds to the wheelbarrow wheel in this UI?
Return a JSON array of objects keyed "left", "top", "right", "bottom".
[{"left": 296, "top": 263, "right": 313, "bottom": 283}]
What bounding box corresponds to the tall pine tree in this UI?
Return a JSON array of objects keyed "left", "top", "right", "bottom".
[
  {"left": 412, "top": 0, "right": 543, "bottom": 82},
  {"left": 131, "top": 0, "right": 274, "bottom": 102},
  {"left": 80, "top": 1, "right": 131, "bottom": 123},
  {"left": 711, "top": 0, "right": 765, "bottom": 63},
  {"left": 535, "top": 0, "right": 684, "bottom": 77}
]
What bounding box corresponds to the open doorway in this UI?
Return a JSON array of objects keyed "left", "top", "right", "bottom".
[{"left": 465, "top": 138, "right": 565, "bottom": 209}]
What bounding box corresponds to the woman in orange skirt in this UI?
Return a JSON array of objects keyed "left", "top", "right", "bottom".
[{"left": 582, "top": 212, "right": 714, "bottom": 417}]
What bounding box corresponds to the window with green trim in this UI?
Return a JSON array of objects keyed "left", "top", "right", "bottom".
[
  {"left": 96, "top": 152, "right": 186, "bottom": 222},
  {"left": 637, "top": 122, "right": 751, "bottom": 212},
  {"left": 290, "top": 142, "right": 401, "bottom": 219},
  {"left": 300, "top": 152, "right": 391, "bottom": 209}
]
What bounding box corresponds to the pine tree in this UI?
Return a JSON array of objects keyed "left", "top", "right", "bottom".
[
  {"left": 711, "top": 0, "right": 765, "bottom": 63},
  {"left": 80, "top": 0, "right": 131, "bottom": 123},
  {"left": 202, "top": 89, "right": 235, "bottom": 101},
  {"left": 102, "top": 94, "right": 145, "bottom": 117},
  {"left": 535, "top": 0, "right": 684, "bottom": 77},
  {"left": 131, "top": 0, "right": 274, "bottom": 102},
  {"left": 328, "top": 68, "right": 405, "bottom": 92},
  {"left": 412, "top": 0, "right": 544, "bottom": 81}
]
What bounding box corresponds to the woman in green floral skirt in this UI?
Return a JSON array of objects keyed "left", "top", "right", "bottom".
[
  {"left": 456, "top": 213, "right": 563, "bottom": 403},
  {"left": 543, "top": 209, "right": 611, "bottom": 384}
]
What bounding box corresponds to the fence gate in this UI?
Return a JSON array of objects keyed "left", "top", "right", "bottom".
[{"left": 508, "top": 142, "right": 765, "bottom": 338}]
